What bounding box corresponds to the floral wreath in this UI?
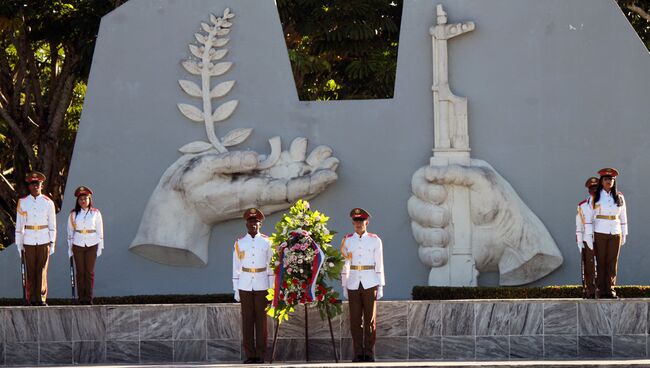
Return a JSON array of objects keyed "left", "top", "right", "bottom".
[{"left": 266, "top": 200, "right": 344, "bottom": 323}]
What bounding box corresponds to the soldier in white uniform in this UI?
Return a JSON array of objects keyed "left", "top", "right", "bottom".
[
  {"left": 340, "top": 208, "right": 385, "bottom": 362},
  {"left": 67, "top": 186, "right": 104, "bottom": 304},
  {"left": 576, "top": 177, "right": 598, "bottom": 298},
  {"left": 232, "top": 208, "right": 274, "bottom": 364},
  {"left": 584, "top": 167, "right": 628, "bottom": 298},
  {"left": 15, "top": 171, "right": 56, "bottom": 306}
]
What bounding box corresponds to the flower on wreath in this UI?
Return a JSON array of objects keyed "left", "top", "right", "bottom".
[{"left": 265, "top": 200, "right": 345, "bottom": 323}]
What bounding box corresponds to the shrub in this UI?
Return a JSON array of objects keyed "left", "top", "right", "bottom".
[
  {"left": 412, "top": 285, "right": 650, "bottom": 300},
  {"left": 0, "top": 293, "right": 235, "bottom": 306}
]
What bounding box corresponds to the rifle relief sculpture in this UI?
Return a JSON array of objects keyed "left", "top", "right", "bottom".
[{"left": 408, "top": 5, "right": 563, "bottom": 286}]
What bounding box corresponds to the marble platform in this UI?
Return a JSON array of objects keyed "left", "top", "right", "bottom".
[{"left": 1, "top": 299, "right": 650, "bottom": 366}]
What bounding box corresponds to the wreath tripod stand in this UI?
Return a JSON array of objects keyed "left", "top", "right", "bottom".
[{"left": 269, "top": 303, "right": 339, "bottom": 363}]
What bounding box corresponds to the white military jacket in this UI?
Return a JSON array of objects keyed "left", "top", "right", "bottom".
[
  {"left": 15, "top": 194, "right": 56, "bottom": 254},
  {"left": 575, "top": 196, "right": 592, "bottom": 248},
  {"left": 67, "top": 208, "right": 104, "bottom": 257},
  {"left": 340, "top": 232, "right": 385, "bottom": 290},
  {"left": 584, "top": 190, "right": 628, "bottom": 236},
  {"left": 232, "top": 233, "right": 274, "bottom": 291}
]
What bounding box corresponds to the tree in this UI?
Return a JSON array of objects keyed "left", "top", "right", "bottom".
[
  {"left": 277, "top": 0, "right": 403, "bottom": 100},
  {"left": 618, "top": 0, "right": 650, "bottom": 50},
  {"left": 0, "top": 1, "right": 124, "bottom": 250}
]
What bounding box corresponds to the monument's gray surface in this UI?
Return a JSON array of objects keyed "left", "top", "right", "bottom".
[{"left": 0, "top": 0, "right": 649, "bottom": 299}]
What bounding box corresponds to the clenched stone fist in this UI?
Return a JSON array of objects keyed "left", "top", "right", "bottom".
[{"left": 408, "top": 159, "right": 563, "bottom": 286}]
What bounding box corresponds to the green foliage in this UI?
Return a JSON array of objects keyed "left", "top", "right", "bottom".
[
  {"left": 412, "top": 285, "right": 650, "bottom": 300},
  {"left": 618, "top": 0, "right": 650, "bottom": 50},
  {"left": 0, "top": 0, "right": 125, "bottom": 250},
  {"left": 267, "top": 200, "right": 344, "bottom": 323},
  {"left": 277, "top": 0, "right": 403, "bottom": 100}
]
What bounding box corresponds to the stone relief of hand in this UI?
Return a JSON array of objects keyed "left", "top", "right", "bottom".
[
  {"left": 130, "top": 137, "right": 339, "bottom": 267},
  {"left": 408, "top": 159, "right": 563, "bottom": 286}
]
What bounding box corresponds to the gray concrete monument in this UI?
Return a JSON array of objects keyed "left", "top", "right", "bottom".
[{"left": 0, "top": 0, "right": 648, "bottom": 299}]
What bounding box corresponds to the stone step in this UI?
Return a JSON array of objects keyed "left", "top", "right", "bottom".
[{"left": 72, "top": 359, "right": 650, "bottom": 368}]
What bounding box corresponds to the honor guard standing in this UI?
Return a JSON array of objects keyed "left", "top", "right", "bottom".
[
  {"left": 340, "top": 208, "right": 385, "bottom": 362},
  {"left": 15, "top": 171, "right": 56, "bottom": 306},
  {"left": 584, "top": 168, "right": 628, "bottom": 298},
  {"left": 67, "top": 186, "right": 104, "bottom": 304},
  {"left": 576, "top": 177, "right": 599, "bottom": 298},
  {"left": 232, "top": 208, "right": 274, "bottom": 364}
]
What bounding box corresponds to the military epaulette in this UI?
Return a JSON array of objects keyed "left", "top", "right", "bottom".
[
  {"left": 69, "top": 209, "right": 75, "bottom": 213},
  {"left": 236, "top": 235, "right": 245, "bottom": 241},
  {"left": 20, "top": 195, "right": 27, "bottom": 200},
  {"left": 16, "top": 201, "right": 27, "bottom": 217},
  {"left": 69, "top": 212, "right": 77, "bottom": 230},
  {"left": 260, "top": 233, "right": 269, "bottom": 238},
  {"left": 340, "top": 235, "right": 352, "bottom": 260},
  {"left": 90, "top": 208, "right": 99, "bottom": 212},
  {"left": 368, "top": 232, "right": 379, "bottom": 238},
  {"left": 578, "top": 199, "right": 588, "bottom": 206},
  {"left": 42, "top": 195, "right": 52, "bottom": 201},
  {"left": 234, "top": 240, "right": 244, "bottom": 260}
]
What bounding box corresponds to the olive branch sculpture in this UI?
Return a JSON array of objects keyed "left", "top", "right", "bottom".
[
  {"left": 130, "top": 6, "right": 340, "bottom": 267},
  {"left": 177, "top": 8, "right": 250, "bottom": 155},
  {"left": 177, "top": 8, "right": 281, "bottom": 169}
]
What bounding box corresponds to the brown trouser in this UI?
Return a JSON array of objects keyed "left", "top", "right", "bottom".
[
  {"left": 73, "top": 244, "right": 98, "bottom": 302},
  {"left": 581, "top": 243, "right": 596, "bottom": 297},
  {"left": 348, "top": 285, "right": 378, "bottom": 357},
  {"left": 23, "top": 244, "right": 50, "bottom": 303},
  {"left": 594, "top": 232, "right": 621, "bottom": 296},
  {"left": 240, "top": 290, "right": 268, "bottom": 360}
]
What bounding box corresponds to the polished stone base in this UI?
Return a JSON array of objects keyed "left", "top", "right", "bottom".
[{"left": 1, "top": 299, "right": 650, "bottom": 365}]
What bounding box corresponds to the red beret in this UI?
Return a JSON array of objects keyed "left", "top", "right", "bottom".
[
  {"left": 243, "top": 208, "right": 265, "bottom": 221},
  {"left": 74, "top": 186, "right": 93, "bottom": 197},
  {"left": 349, "top": 207, "right": 371, "bottom": 220},
  {"left": 598, "top": 167, "right": 619, "bottom": 178},
  {"left": 25, "top": 171, "right": 46, "bottom": 183},
  {"left": 584, "top": 177, "right": 599, "bottom": 188}
]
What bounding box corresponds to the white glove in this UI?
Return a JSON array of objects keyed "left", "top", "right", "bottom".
[
  {"left": 234, "top": 290, "right": 240, "bottom": 302},
  {"left": 343, "top": 288, "right": 348, "bottom": 300},
  {"left": 17, "top": 244, "right": 24, "bottom": 258},
  {"left": 377, "top": 286, "right": 383, "bottom": 300},
  {"left": 97, "top": 247, "right": 102, "bottom": 257},
  {"left": 68, "top": 248, "right": 73, "bottom": 258},
  {"left": 621, "top": 235, "right": 626, "bottom": 246},
  {"left": 268, "top": 276, "right": 275, "bottom": 289},
  {"left": 584, "top": 235, "right": 593, "bottom": 250},
  {"left": 49, "top": 242, "right": 55, "bottom": 255},
  {"left": 577, "top": 241, "right": 584, "bottom": 251}
]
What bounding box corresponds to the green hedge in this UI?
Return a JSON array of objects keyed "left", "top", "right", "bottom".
[
  {"left": 0, "top": 293, "right": 235, "bottom": 306},
  {"left": 412, "top": 285, "right": 650, "bottom": 300}
]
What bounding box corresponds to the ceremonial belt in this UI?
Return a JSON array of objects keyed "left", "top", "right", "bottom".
[
  {"left": 596, "top": 215, "right": 619, "bottom": 220},
  {"left": 351, "top": 265, "right": 375, "bottom": 270},
  {"left": 25, "top": 225, "right": 48, "bottom": 230},
  {"left": 242, "top": 267, "right": 267, "bottom": 273},
  {"left": 75, "top": 229, "right": 96, "bottom": 234}
]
